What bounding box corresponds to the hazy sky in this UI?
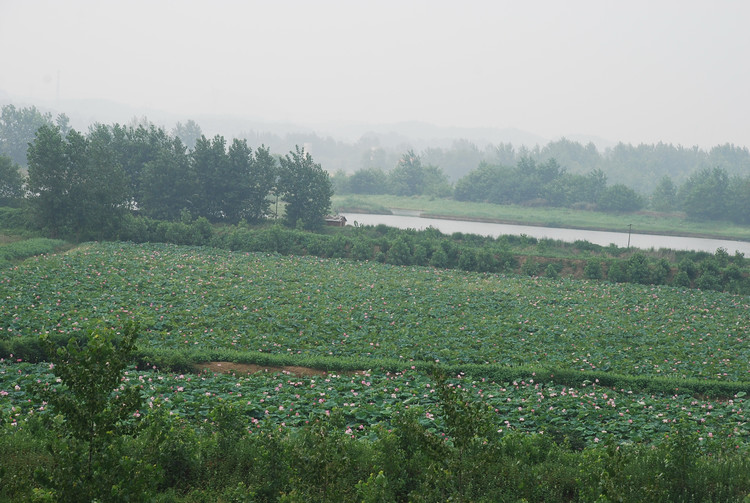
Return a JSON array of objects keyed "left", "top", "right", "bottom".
[{"left": 2, "top": 0, "right": 749, "bottom": 147}]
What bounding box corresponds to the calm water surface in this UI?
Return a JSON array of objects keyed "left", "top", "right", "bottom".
[{"left": 341, "top": 213, "right": 750, "bottom": 256}]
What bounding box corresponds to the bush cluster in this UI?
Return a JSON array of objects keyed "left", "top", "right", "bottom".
[
  {"left": 4, "top": 365, "right": 750, "bottom": 502},
  {"left": 2, "top": 206, "right": 748, "bottom": 294},
  {"left": 213, "top": 222, "right": 749, "bottom": 294}
]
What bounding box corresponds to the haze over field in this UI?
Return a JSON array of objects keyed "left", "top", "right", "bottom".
[{"left": 1, "top": 0, "right": 749, "bottom": 148}]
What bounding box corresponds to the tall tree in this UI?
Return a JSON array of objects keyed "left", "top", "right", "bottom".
[
  {"left": 192, "top": 134, "right": 230, "bottom": 221},
  {"left": 108, "top": 122, "right": 172, "bottom": 208},
  {"left": 140, "top": 137, "right": 196, "bottom": 221},
  {"left": 26, "top": 124, "right": 69, "bottom": 235},
  {"left": 172, "top": 119, "right": 203, "bottom": 151},
  {"left": 0, "top": 155, "right": 25, "bottom": 206},
  {"left": 277, "top": 145, "right": 333, "bottom": 229},
  {"left": 726, "top": 175, "right": 750, "bottom": 225},
  {"left": 492, "top": 142, "right": 516, "bottom": 167},
  {"left": 27, "top": 125, "right": 129, "bottom": 239},
  {"left": 389, "top": 150, "right": 425, "bottom": 196},
  {"left": 0, "top": 104, "right": 54, "bottom": 166},
  {"left": 79, "top": 124, "right": 128, "bottom": 238},
  {"left": 224, "top": 138, "right": 253, "bottom": 223},
  {"left": 650, "top": 175, "right": 678, "bottom": 212},
  {"left": 454, "top": 162, "right": 503, "bottom": 203},
  {"left": 348, "top": 167, "right": 389, "bottom": 195},
  {"left": 421, "top": 164, "right": 452, "bottom": 197},
  {"left": 597, "top": 183, "right": 644, "bottom": 213},
  {"left": 244, "top": 144, "right": 276, "bottom": 223},
  {"left": 679, "top": 167, "right": 730, "bottom": 220},
  {"left": 56, "top": 113, "right": 71, "bottom": 136}
]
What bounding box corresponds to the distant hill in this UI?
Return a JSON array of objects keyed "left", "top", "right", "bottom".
[{"left": 0, "top": 91, "right": 581, "bottom": 150}]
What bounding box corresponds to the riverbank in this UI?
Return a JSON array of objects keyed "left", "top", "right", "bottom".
[{"left": 332, "top": 194, "right": 750, "bottom": 243}]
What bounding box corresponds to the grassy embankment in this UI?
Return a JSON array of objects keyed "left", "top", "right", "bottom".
[{"left": 332, "top": 194, "right": 750, "bottom": 242}]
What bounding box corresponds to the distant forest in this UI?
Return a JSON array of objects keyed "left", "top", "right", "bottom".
[
  {"left": 238, "top": 120, "right": 750, "bottom": 225},
  {"left": 2, "top": 104, "right": 750, "bottom": 228},
  {"left": 240, "top": 129, "right": 750, "bottom": 195}
]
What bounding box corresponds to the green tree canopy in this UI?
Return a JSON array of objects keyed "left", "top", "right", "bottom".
[
  {"left": 192, "top": 134, "right": 230, "bottom": 221},
  {"left": 243, "top": 144, "right": 277, "bottom": 223},
  {"left": 0, "top": 154, "right": 25, "bottom": 206},
  {"left": 141, "top": 137, "right": 196, "bottom": 221},
  {"left": 0, "top": 104, "right": 54, "bottom": 166},
  {"left": 27, "top": 124, "right": 129, "bottom": 239},
  {"left": 26, "top": 124, "right": 69, "bottom": 235},
  {"left": 597, "top": 183, "right": 644, "bottom": 213},
  {"left": 389, "top": 150, "right": 425, "bottom": 196},
  {"left": 78, "top": 124, "right": 129, "bottom": 238},
  {"left": 348, "top": 167, "right": 388, "bottom": 195},
  {"left": 108, "top": 122, "right": 174, "bottom": 209},
  {"left": 171, "top": 119, "right": 203, "bottom": 151},
  {"left": 679, "top": 167, "right": 730, "bottom": 220},
  {"left": 278, "top": 145, "right": 333, "bottom": 229},
  {"left": 650, "top": 175, "right": 678, "bottom": 212},
  {"left": 726, "top": 175, "right": 750, "bottom": 225}
]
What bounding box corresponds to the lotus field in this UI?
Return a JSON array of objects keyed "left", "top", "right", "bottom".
[{"left": 1, "top": 241, "right": 749, "bottom": 447}]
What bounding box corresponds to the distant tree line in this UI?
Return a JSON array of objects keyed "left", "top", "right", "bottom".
[
  {"left": 3, "top": 104, "right": 750, "bottom": 229},
  {"left": 6, "top": 104, "right": 750, "bottom": 191},
  {"left": 240, "top": 131, "right": 750, "bottom": 195},
  {"left": 336, "top": 149, "right": 750, "bottom": 223},
  {"left": 0, "top": 106, "right": 333, "bottom": 239},
  {"left": 333, "top": 149, "right": 452, "bottom": 198}
]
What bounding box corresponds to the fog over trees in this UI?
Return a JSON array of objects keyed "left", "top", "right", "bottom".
[
  {"left": 2, "top": 104, "right": 750, "bottom": 231},
  {"left": 0, "top": 105, "right": 335, "bottom": 239}
]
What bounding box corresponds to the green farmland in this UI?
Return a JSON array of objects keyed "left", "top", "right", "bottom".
[
  {"left": 2, "top": 241, "right": 749, "bottom": 432},
  {"left": 2, "top": 241, "right": 750, "bottom": 501}
]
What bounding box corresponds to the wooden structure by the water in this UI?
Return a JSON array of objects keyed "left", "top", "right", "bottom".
[{"left": 324, "top": 215, "right": 347, "bottom": 227}]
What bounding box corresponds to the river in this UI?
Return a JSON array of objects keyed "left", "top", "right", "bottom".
[{"left": 340, "top": 212, "right": 750, "bottom": 256}]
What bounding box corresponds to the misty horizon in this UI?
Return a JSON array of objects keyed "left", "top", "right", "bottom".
[{"left": 2, "top": 0, "right": 749, "bottom": 151}]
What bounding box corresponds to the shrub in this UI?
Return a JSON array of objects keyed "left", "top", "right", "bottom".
[
  {"left": 584, "top": 258, "right": 603, "bottom": 280},
  {"left": 521, "top": 258, "right": 541, "bottom": 276},
  {"left": 429, "top": 246, "right": 449, "bottom": 268},
  {"left": 31, "top": 322, "right": 158, "bottom": 502},
  {"left": 626, "top": 253, "right": 650, "bottom": 284},
  {"left": 457, "top": 248, "right": 477, "bottom": 271},
  {"left": 412, "top": 243, "right": 429, "bottom": 266},
  {"left": 607, "top": 261, "right": 628, "bottom": 283},
  {"left": 351, "top": 237, "right": 373, "bottom": 261},
  {"left": 387, "top": 237, "right": 412, "bottom": 266},
  {"left": 545, "top": 263, "right": 560, "bottom": 279},
  {"left": 673, "top": 270, "right": 691, "bottom": 288}
]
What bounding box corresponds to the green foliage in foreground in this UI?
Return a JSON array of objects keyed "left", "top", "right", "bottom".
[
  {"left": 1, "top": 244, "right": 750, "bottom": 500},
  {"left": 5, "top": 403, "right": 750, "bottom": 502},
  {"left": 2, "top": 329, "right": 750, "bottom": 502},
  {"left": 3, "top": 325, "right": 153, "bottom": 502},
  {"left": 5, "top": 404, "right": 750, "bottom": 503}
]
